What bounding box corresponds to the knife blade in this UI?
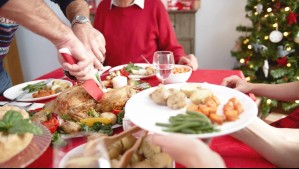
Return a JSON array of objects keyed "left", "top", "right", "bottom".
[{"left": 59, "top": 48, "right": 104, "bottom": 101}]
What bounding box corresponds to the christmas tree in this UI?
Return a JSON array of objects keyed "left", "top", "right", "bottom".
[{"left": 232, "top": 0, "right": 299, "bottom": 117}]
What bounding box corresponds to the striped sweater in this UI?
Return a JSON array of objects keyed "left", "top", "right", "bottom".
[{"left": 0, "top": 17, "right": 18, "bottom": 70}]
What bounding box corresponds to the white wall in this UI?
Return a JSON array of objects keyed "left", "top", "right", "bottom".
[
  {"left": 195, "top": 0, "right": 249, "bottom": 69},
  {"left": 16, "top": 0, "right": 70, "bottom": 81}
]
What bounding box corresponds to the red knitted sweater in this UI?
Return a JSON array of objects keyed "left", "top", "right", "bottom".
[{"left": 94, "top": 0, "right": 186, "bottom": 67}]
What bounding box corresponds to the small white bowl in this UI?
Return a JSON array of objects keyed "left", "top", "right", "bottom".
[{"left": 164, "top": 65, "right": 192, "bottom": 84}]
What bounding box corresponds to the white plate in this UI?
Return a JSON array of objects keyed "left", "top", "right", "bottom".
[
  {"left": 109, "top": 63, "right": 155, "bottom": 79},
  {"left": 3, "top": 79, "right": 73, "bottom": 102},
  {"left": 125, "top": 83, "right": 258, "bottom": 139},
  {"left": 58, "top": 144, "right": 85, "bottom": 168}
]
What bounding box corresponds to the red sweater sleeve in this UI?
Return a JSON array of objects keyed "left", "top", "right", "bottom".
[{"left": 155, "top": 1, "right": 186, "bottom": 63}]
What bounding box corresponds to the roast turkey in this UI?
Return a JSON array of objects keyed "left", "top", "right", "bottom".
[{"left": 45, "top": 85, "right": 137, "bottom": 122}]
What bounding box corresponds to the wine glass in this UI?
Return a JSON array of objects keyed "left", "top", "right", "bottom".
[{"left": 153, "top": 51, "right": 175, "bottom": 84}]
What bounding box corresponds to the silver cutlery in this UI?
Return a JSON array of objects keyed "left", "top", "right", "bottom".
[{"left": 141, "top": 55, "right": 151, "bottom": 64}]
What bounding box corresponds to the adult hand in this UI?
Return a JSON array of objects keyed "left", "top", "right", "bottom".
[
  {"left": 148, "top": 134, "right": 225, "bottom": 168},
  {"left": 72, "top": 23, "right": 106, "bottom": 69},
  {"left": 178, "top": 54, "right": 198, "bottom": 70},
  {"left": 55, "top": 32, "right": 96, "bottom": 81},
  {"left": 221, "top": 75, "right": 252, "bottom": 93}
]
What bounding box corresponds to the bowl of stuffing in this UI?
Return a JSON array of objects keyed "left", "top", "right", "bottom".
[{"left": 164, "top": 65, "right": 192, "bottom": 84}]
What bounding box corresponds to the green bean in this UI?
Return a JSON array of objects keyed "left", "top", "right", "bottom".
[
  {"left": 22, "top": 81, "right": 46, "bottom": 93},
  {"left": 165, "top": 122, "right": 204, "bottom": 132},
  {"left": 180, "top": 128, "right": 197, "bottom": 134},
  {"left": 156, "top": 111, "right": 220, "bottom": 135},
  {"left": 156, "top": 123, "right": 172, "bottom": 127}
]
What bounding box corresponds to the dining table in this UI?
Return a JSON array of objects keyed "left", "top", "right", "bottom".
[{"left": 0, "top": 68, "right": 276, "bottom": 168}]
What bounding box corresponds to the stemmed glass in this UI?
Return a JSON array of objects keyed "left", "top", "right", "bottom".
[{"left": 153, "top": 51, "right": 175, "bottom": 84}]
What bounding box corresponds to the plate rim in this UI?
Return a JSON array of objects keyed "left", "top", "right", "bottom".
[
  {"left": 109, "top": 63, "right": 155, "bottom": 79},
  {"left": 3, "top": 79, "right": 73, "bottom": 102},
  {"left": 125, "top": 82, "right": 258, "bottom": 139},
  {"left": 0, "top": 123, "right": 52, "bottom": 168}
]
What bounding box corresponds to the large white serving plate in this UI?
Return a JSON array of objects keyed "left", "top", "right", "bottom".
[{"left": 125, "top": 83, "right": 258, "bottom": 139}]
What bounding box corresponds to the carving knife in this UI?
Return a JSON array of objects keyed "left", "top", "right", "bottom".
[{"left": 59, "top": 48, "right": 104, "bottom": 101}]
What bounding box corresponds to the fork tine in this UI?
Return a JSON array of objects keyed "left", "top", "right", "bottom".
[{"left": 24, "top": 102, "right": 34, "bottom": 111}]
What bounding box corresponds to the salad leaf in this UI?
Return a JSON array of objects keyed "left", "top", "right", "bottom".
[
  {"left": 0, "top": 110, "right": 43, "bottom": 135},
  {"left": 125, "top": 63, "right": 142, "bottom": 73}
]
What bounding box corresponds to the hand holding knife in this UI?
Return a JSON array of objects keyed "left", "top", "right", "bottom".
[{"left": 59, "top": 48, "right": 105, "bottom": 101}]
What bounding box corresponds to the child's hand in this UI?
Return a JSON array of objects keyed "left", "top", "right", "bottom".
[{"left": 221, "top": 75, "right": 252, "bottom": 93}]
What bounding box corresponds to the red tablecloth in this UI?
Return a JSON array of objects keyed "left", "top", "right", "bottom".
[{"left": 1, "top": 68, "right": 275, "bottom": 168}]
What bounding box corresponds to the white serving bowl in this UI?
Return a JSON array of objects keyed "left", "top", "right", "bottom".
[{"left": 164, "top": 65, "right": 192, "bottom": 84}]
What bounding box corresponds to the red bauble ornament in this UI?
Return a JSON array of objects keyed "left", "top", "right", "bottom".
[
  {"left": 277, "top": 56, "right": 287, "bottom": 66},
  {"left": 175, "top": 2, "right": 184, "bottom": 10},
  {"left": 274, "top": 1, "right": 281, "bottom": 12},
  {"left": 245, "top": 57, "right": 251, "bottom": 65},
  {"left": 287, "top": 11, "right": 298, "bottom": 25}
]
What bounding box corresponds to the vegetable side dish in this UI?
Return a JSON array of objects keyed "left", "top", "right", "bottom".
[{"left": 150, "top": 84, "right": 244, "bottom": 135}]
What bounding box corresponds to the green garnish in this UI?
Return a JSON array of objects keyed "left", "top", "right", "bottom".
[
  {"left": 125, "top": 63, "right": 142, "bottom": 73},
  {"left": 87, "top": 108, "right": 100, "bottom": 118},
  {"left": 81, "top": 123, "right": 113, "bottom": 136},
  {"left": 0, "top": 110, "right": 43, "bottom": 135},
  {"left": 22, "top": 81, "right": 46, "bottom": 93}
]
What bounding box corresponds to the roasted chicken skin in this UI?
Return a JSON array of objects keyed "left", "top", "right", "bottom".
[
  {"left": 51, "top": 85, "right": 97, "bottom": 121},
  {"left": 96, "top": 86, "right": 137, "bottom": 112}
]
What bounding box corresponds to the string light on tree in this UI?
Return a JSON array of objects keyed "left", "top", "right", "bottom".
[
  {"left": 285, "top": 7, "right": 290, "bottom": 12},
  {"left": 283, "top": 32, "right": 289, "bottom": 37},
  {"left": 287, "top": 63, "right": 292, "bottom": 67},
  {"left": 248, "top": 44, "right": 253, "bottom": 49},
  {"left": 264, "top": 36, "right": 269, "bottom": 40},
  {"left": 240, "top": 59, "right": 245, "bottom": 64},
  {"left": 243, "top": 39, "right": 250, "bottom": 44},
  {"left": 267, "top": 99, "right": 272, "bottom": 105},
  {"left": 267, "top": 8, "right": 272, "bottom": 12}
]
